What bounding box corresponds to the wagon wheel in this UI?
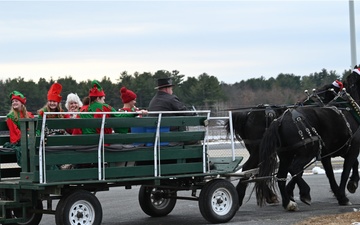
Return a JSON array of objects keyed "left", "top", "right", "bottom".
[
  {"left": 8, "top": 200, "right": 43, "bottom": 225},
  {"left": 55, "top": 190, "right": 102, "bottom": 225},
  {"left": 199, "top": 179, "right": 239, "bottom": 224},
  {"left": 138, "top": 185, "right": 177, "bottom": 217}
]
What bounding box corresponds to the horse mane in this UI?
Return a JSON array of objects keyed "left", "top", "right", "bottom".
[
  {"left": 298, "top": 83, "right": 340, "bottom": 106},
  {"left": 225, "top": 104, "right": 287, "bottom": 142},
  {"left": 225, "top": 111, "right": 248, "bottom": 142},
  {"left": 344, "top": 65, "right": 360, "bottom": 105}
]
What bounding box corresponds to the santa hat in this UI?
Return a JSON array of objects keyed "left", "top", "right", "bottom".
[
  {"left": 89, "top": 80, "right": 105, "bottom": 97},
  {"left": 332, "top": 80, "right": 344, "bottom": 90},
  {"left": 120, "top": 87, "right": 137, "bottom": 103},
  {"left": 353, "top": 68, "right": 360, "bottom": 75},
  {"left": 9, "top": 91, "right": 26, "bottom": 104},
  {"left": 47, "top": 83, "right": 62, "bottom": 103}
]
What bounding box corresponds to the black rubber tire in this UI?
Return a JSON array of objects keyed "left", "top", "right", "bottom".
[
  {"left": 138, "top": 186, "right": 177, "bottom": 217},
  {"left": 8, "top": 200, "right": 43, "bottom": 225},
  {"left": 199, "top": 179, "right": 239, "bottom": 224},
  {"left": 55, "top": 190, "right": 102, "bottom": 225}
]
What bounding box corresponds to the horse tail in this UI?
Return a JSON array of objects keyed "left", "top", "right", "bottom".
[{"left": 255, "top": 118, "right": 281, "bottom": 206}]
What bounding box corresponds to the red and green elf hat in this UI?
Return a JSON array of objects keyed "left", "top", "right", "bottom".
[
  {"left": 9, "top": 91, "right": 26, "bottom": 104},
  {"left": 47, "top": 83, "right": 62, "bottom": 103},
  {"left": 89, "top": 80, "right": 105, "bottom": 97}
]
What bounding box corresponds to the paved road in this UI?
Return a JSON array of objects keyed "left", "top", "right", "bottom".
[{"left": 39, "top": 173, "right": 360, "bottom": 225}]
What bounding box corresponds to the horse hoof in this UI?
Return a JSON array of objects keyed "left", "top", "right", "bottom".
[
  {"left": 339, "top": 201, "right": 352, "bottom": 206},
  {"left": 338, "top": 197, "right": 352, "bottom": 206},
  {"left": 300, "top": 196, "right": 311, "bottom": 206},
  {"left": 289, "top": 196, "right": 294, "bottom": 202},
  {"left": 347, "top": 181, "right": 358, "bottom": 194},
  {"left": 266, "top": 196, "right": 279, "bottom": 204},
  {"left": 286, "top": 201, "right": 299, "bottom": 211}
]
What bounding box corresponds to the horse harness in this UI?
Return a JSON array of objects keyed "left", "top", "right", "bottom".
[
  {"left": 241, "top": 106, "right": 277, "bottom": 146},
  {"left": 278, "top": 107, "right": 355, "bottom": 160}
]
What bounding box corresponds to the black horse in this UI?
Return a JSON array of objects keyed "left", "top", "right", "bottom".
[
  {"left": 225, "top": 105, "right": 290, "bottom": 206},
  {"left": 226, "top": 82, "right": 345, "bottom": 207},
  {"left": 255, "top": 91, "right": 360, "bottom": 211}
]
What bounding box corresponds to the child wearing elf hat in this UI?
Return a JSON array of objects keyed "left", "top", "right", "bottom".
[
  {"left": 37, "top": 82, "right": 64, "bottom": 119},
  {"left": 37, "top": 83, "right": 65, "bottom": 136},
  {"left": 117, "top": 87, "right": 148, "bottom": 133},
  {"left": 73, "top": 80, "right": 127, "bottom": 135},
  {"left": 4, "top": 91, "right": 34, "bottom": 166}
]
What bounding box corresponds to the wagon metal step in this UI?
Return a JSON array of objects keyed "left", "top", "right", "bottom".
[
  {"left": 0, "top": 200, "right": 30, "bottom": 223},
  {"left": 223, "top": 168, "right": 259, "bottom": 178},
  {"left": 210, "top": 156, "right": 243, "bottom": 173}
]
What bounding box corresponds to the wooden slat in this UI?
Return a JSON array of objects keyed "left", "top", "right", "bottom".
[
  {"left": 38, "top": 116, "right": 207, "bottom": 129},
  {"left": 36, "top": 146, "right": 203, "bottom": 165},
  {"left": 42, "top": 131, "right": 204, "bottom": 146}
]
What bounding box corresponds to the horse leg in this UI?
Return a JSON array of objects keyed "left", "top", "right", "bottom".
[
  {"left": 285, "top": 177, "right": 296, "bottom": 202},
  {"left": 321, "top": 156, "right": 340, "bottom": 197},
  {"left": 287, "top": 158, "right": 311, "bottom": 205},
  {"left": 286, "top": 172, "right": 312, "bottom": 205},
  {"left": 337, "top": 156, "right": 358, "bottom": 205},
  {"left": 277, "top": 153, "right": 298, "bottom": 211},
  {"left": 236, "top": 154, "right": 259, "bottom": 207},
  {"left": 264, "top": 184, "right": 279, "bottom": 204},
  {"left": 236, "top": 178, "right": 249, "bottom": 207},
  {"left": 347, "top": 158, "right": 359, "bottom": 194},
  {"left": 294, "top": 171, "right": 311, "bottom": 205},
  {"left": 237, "top": 152, "right": 279, "bottom": 206},
  {"left": 237, "top": 168, "right": 279, "bottom": 207},
  {"left": 322, "top": 156, "right": 352, "bottom": 205}
]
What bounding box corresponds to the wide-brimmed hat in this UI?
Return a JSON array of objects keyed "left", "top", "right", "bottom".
[
  {"left": 47, "top": 83, "right": 62, "bottom": 103},
  {"left": 10, "top": 91, "right": 26, "bottom": 104},
  {"left": 155, "top": 78, "right": 175, "bottom": 89}
]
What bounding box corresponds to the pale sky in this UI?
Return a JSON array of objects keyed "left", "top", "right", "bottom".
[{"left": 0, "top": 0, "right": 358, "bottom": 84}]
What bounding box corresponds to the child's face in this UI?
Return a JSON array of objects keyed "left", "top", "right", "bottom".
[
  {"left": 11, "top": 99, "right": 23, "bottom": 110},
  {"left": 97, "top": 96, "right": 105, "bottom": 104},
  {"left": 129, "top": 99, "right": 136, "bottom": 107},
  {"left": 48, "top": 100, "right": 59, "bottom": 110}
]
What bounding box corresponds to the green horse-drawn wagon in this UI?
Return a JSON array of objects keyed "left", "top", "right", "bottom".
[{"left": 0, "top": 110, "right": 243, "bottom": 224}]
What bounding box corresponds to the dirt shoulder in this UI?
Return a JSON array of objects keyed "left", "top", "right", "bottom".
[{"left": 293, "top": 211, "right": 360, "bottom": 225}]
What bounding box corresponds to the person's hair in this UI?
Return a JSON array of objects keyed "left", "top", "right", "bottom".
[
  {"left": 8, "top": 105, "right": 31, "bottom": 122},
  {"left": 90, "top": 96, "right": 100, "bottom": 103},
  {"left": 81, "top": 96, "right": 103, "bottom": 106},
  {"left": 37, "top": 102, "right": 64, "bottom": 118},
  {"left": 82, "top": 96, "right": 90, "bottom": 106},
  {"left": 65, "top": 93, "right": 83, "bottom": 110}
]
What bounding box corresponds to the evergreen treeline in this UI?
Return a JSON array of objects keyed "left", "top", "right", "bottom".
[{"left": 0, "top": 68, "right": 351, "bottom": 116}]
